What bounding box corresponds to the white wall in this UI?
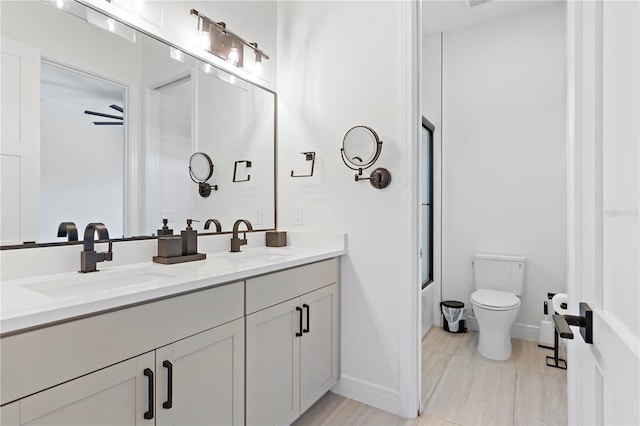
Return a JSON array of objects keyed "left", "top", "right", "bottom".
[
  {"left": 437, "top": 3, "right": 567, "bottom": 337},
  {"left": 277, "top": 1, "right": 418, "bottom": 417}
]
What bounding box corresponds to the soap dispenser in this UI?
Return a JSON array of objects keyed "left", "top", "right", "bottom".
[
  {"left": 157, "top": 218, "right": 173, "bottom": 236},
  {"left": 181, "top": 219, "right": 198, "bottom": 256}
]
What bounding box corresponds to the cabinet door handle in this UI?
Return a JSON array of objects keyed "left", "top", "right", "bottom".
[
  {"left": 162, "top": 360, "right": 173, "bottom": 409},
  {"left": 303, "top": 303, "right": 310, "bottom": 334},
  {"left": 143, "top": 368, "right": 154, "bottom": 420},
  {"left": 296, "top": 306, "right": 303, "bottom": 337}
]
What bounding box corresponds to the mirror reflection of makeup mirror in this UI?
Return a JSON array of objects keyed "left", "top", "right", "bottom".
[
  {"left": 0, "top": 0, "right": 275, "bottom": 246},
  {"left": 189, "top": 152, "right": 217, "bottom": 197},
  {"left": 340, "top": 125, "right": 391, "bottom": 189}
]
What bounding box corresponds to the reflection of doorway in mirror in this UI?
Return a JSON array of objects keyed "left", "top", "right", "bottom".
[
  {"left": 1, "top": 37, "right": 40, "bottom": 245},
  {"left": 146, "top": 75, "right": 192, "bottom": 235},
  {"left": 40, "top": 61, "right": 126, "bottom": 242}
]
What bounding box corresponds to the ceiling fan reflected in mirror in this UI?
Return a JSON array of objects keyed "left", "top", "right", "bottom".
[{"left": 84, "top": 104, "right": 124, "bottom": 126}]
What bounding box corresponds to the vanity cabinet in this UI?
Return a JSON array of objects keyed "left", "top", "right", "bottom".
[
  {"left": 1, "top": 320, "right": 244, "bottom": 426},
  {"left": 0, "top": 352, "right": 153, "bottom": 426},
  {"left": 0, "top": 282, "right": 244, "bottom": 425},
  {"left": 155, "top": 319, "right": 244, "bottom": 426},
  {"left": 245, "top": 259, "right": 339, "bottom": 425}
]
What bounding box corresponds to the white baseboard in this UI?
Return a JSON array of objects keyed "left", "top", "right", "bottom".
[
  {"left": 331, "top": 375, "right": 401, "bottom": 417},
  {"left": 465, "top": 316, "right": 539, "bottom": 342}
]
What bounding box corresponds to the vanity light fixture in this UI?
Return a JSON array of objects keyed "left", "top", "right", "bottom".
[{"left": 190, "top": 9, "right": 269, "bottom": 74}]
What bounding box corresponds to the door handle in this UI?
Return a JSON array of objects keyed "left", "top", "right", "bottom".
[
  {"left": 143, "top": 368, "right": 154, "bottom": 420},
  {"left": 162, "top": 360, "right": 173, "bottom": 409},
  {"left": 303, "top": 303, "right": 310, "bottom": 333},
  {"left": 296, "top": 306, "right": 303, "bottom": 337},
  {"left": 553, "top": 302, "right": 593, "bottom": 344}
]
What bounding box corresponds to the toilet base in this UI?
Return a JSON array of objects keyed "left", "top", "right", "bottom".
[
  {"left": 477, "top": 332, "right": 512, "bottom": 361},
  {"left": 472, "top": 302, "right": 520, "bottom": 361}
]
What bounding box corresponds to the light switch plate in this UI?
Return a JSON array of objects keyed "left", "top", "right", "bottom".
[{"left": 293, "top": 207, "right": 303, "bottom": 225}]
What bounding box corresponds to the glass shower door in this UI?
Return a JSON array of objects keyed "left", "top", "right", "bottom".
[{"left": 421, "top": 118, "right": 434, "bottom": 288}]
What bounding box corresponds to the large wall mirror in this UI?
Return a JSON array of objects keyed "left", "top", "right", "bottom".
[{"left": 0, "top": 0, "right": 276, "bottom": 247}]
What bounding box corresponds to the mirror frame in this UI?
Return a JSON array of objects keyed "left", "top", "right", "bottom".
[
  {"left": 340, "top": 125, "right": 383, "bottom": 171},
  {"left": 0, "top": 0, "right": 278, "bottom": 250}
]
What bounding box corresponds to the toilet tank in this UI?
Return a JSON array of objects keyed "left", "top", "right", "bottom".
[{"left": 473, "top": 254, "right": 526, "bottom": 295}]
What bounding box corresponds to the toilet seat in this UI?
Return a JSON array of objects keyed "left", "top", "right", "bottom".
[{"left": 471, "top": 289, "right": 520, "bottom": 311}]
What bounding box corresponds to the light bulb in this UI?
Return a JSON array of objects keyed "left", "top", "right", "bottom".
[
  {"left": 55, "top": 0, "right": 65, "bottom": 9},
  {"left": 107, "top": 18, "right": 116, "bottom": 32},
  {"left": 227, "top": 47, "right": 239, "bottom": 66},
  {"left": 196, "top": 30, "right": 210, "bottom": 51},
  {"left": 203, "top": 63, "right": 213, "bottom": 74}
]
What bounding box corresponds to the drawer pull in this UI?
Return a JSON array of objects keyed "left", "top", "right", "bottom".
[
  {"left": 296, "top": 306, "right": 303, "bottom": 337},
  {"left": 303, "top": 303, "right": 310, "bottom": 333},
  {"left": 162, "top": 360, "right": 173, "bottom": 409},
  {"left": 143, "top": 368, "right": 154, "bottom": 420}
]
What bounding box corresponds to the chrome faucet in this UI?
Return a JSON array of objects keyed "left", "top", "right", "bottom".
[
  {"left": 230, "top": 219, "right": 253, "bottom": 252},
  {"left": 80, "top": 223, "right": 113, "bottom": 273},
  {"left": 204, "top": 218, "right": 222, "bottom": 233}
]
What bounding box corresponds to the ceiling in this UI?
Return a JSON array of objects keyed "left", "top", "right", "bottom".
[{"left": 422, "top": 0, "right": 560, "bottom": 36}]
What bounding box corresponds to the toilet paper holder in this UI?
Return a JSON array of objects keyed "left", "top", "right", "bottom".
[{"left": 553, "top": 302, "right": 593, "bottom": 344}]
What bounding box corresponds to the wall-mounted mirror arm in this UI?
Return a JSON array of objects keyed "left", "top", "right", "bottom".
[
  {"left": 233, "top": 160, "right": 252, "bottom": 182},
  {"left": 291, "top": 152, "right": 316, "bottom": 177}
]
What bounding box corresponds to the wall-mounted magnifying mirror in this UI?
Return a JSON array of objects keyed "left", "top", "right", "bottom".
[
  {"left": 189, "top": 152, "right": 218, "bottom": 197},
  {"left": 340, "top": 126, "right": 391, "bottom": 189}
]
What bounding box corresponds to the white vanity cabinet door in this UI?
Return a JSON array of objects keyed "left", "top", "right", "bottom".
[
  {"left": 155, "top": 318, "right": 244, "bottom": 426},
  {"left": 246, "top": 298, "right": 301, "bottom": 426},
  {"left": 13, "top": 352, "right": 154, "bottom": 426},
  {"left": 300, "top": 284, "right": 339, "bottom": 413},
  {"left": 0, "top": 401, "right": 19, "bottom": 425}
]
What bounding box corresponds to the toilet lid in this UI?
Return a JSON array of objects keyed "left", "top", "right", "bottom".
[{"left": 471, "top": 289, "right": 520, "bottom": 310}]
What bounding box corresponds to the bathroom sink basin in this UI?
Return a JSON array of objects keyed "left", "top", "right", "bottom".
[{"left": 24, "top": 266, "right": 181, "bottom": 299}]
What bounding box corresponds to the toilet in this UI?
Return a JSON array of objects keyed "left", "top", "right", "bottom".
[{"left": 470, "top": 253, "right": 526, "bottom": 361}]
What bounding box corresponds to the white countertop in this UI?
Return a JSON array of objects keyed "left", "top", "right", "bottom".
[{"left": 1, "top": 243, "right": 345, "bottom": 335}]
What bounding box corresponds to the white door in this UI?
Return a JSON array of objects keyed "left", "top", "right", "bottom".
[
  {"left": 1, "top": 37, "right": 40, "bottom": 245},
  {"left": 300, "top": 284, "right": 339, "bottom": 412},
  {"left": 155, "top": 319, "right": 245, "bottom": 426},
  {"left": 246, "top": 298, "right": 301, "bottom": 426},
  {"left": 567, "top": 1, "right": 640, "bottom": 424},
  {"left": 4, "top": 352, "right": 154, "bottom": 425}
]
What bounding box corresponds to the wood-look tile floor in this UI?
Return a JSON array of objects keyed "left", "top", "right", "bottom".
[{"left": 294, "top": 327, "right": 567, "bottom": 426}]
